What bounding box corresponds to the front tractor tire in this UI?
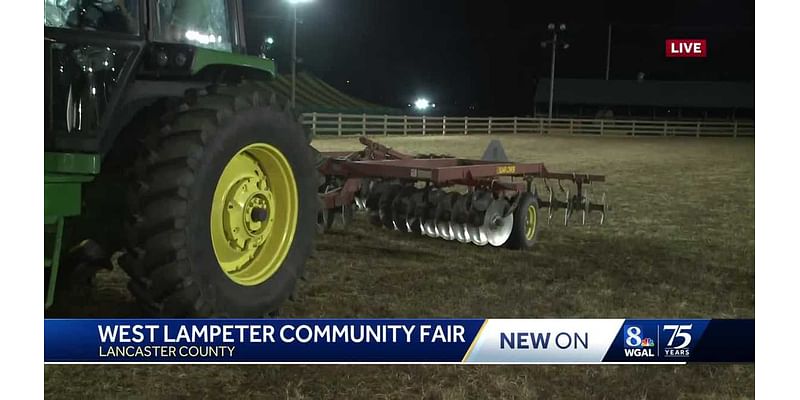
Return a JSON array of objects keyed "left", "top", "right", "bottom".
[{"left": 122, "top": 83, "right": 316, "bottom": 317}]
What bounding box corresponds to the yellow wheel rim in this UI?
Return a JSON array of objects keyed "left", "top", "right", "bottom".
[
  {"left": 210, "top": 143, "right": 298, "bottom": 286},
  {"left": 525, "top": 204, "right": 537, "bottom": 241}
]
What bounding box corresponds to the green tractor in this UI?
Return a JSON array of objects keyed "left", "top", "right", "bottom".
[{"left": 45, "top": 0, "right": 318, "bottom": 317}]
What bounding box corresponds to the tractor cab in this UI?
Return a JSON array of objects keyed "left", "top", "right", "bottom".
[
  {"left": 45, "top": 0, "right": 270, "bottom": 153},
  {"left": 45, "top": 0, "right": 242, "bottom": 50}
]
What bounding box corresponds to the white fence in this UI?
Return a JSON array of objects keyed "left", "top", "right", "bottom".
[{"left": 301, "top": 113, "right": 755, "bottom": 137}]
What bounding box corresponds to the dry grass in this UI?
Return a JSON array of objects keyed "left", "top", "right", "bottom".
[{"left": 45, "top": 134, "right": 754, "bottom": 399}]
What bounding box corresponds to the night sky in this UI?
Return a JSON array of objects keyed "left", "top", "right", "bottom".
[{"left": 243, "top": 0, "right": 754, "bottom": 116}]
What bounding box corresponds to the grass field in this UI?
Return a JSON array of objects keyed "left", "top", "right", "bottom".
[{"left": 45, "top": 134, "right": 755, "bottom": 399}]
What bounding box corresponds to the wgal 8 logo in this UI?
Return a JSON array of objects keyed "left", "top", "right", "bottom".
[
  {"left": 662, "top": 324, "right": 693, "bottom": 357},
  {"left": 622, "top": 325, "right": 657, "bottom": 358}
]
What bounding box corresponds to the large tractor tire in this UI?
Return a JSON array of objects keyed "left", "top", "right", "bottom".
[{"left": 121, "top": 82, "right": 316, "bottom": 317}]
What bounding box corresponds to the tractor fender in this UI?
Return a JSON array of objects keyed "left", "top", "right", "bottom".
[{"left": 99, "top": 80, "right": 209, "bottom": 156}]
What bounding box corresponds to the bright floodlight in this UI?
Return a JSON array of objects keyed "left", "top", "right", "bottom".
[
  {"left": 287, "top": 0, "right": 313, "bottom": 4},
  {"left": 414, "top": 98, "right": 431, "bottom": 111},
  {"left": 266, "top": 36, "right": 275, "bottom": 45}
]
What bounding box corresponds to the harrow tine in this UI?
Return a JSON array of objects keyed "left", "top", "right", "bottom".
[
  {"left": 545, "top": 180, "right": 571, "bottom": 227},
  {"left": 599, "top": 192, "right": 607, "bottom": 225},
  {"left": 559, "top": 180, "right": 570, "bottom": 226},
  {"left": 546, "top": 184, "right": 554, "bottom": 225},
  {"left": 582, "top": 184, "right": 590, "bottom": 225},
  {"left": 581, "top": 187, "right": 608, "bottom": 225}
]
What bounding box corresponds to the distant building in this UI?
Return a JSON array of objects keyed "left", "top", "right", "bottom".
[{"left": 534, "top": 79, "right": 754, "bottom": 120}]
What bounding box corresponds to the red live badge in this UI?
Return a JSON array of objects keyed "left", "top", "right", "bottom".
[{"left": 665, "top": 39, "right": 707, "bottom": 58}]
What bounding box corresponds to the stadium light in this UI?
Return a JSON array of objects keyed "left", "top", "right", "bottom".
[{"left": 414, "top": 98, "right": 431, "bottom": 111}]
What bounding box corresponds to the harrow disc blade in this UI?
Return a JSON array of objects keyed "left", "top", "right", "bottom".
[
  {"left": 453, "top": 223, "right": 471, "bottom": 243},
  {"left": 432, "top": 191, "right": 458, "bottom": 241},
  {"left": 378, "top": 184, "right": 402, "bottom": 230},
  {"left": 467, "top": 225, "right": 488, "bottom": 246},
  {"left": 483, "top": 199, "right": 514, "bottom": 247},
  {"left": 406, "top": 217, "right": 421, "bottom": 233},
  {"left": 365, "top": 181, "right": 389, "bottom": 211},
  {"left": 379, "top": 207, "right": 396, "bottom": 230},
  {"left": 367, "top": 210, "right": 382, "bottom": 226},
  {"left": 354, "top": 197, "right": 366, "bottom": 210},
  {"left": 451, "top": 222, "right": 463, "bottom": 242},
  {"left": 391, "top": 187, "right": 417, "bottom": 233},
  {"left": 436, "top": 220, "right": 454, "bottom": 240},
  {"left": 394, "top": 212, "right": 412, "bottom": 233},
  {"left": 422, "top": 219, "right": 438, "bottom": 238}
]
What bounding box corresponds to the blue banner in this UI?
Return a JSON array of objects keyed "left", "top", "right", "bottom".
[
  {"left": 44, "top": 318, "right": 754, "bottom": 364},
  {"left": 46, "top": 319, "right": 484, "bottom": 363}
]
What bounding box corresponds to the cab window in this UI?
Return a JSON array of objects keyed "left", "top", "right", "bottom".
[
  {"left": 45, "top": 0, "right": 140, "bottom": 35},
  {"left": 153, "top": 0, "right": 233, "bottom": 52}
]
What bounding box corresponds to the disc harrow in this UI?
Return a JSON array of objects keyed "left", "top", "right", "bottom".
[{"left": 317, "top": 137, "right": 608, "bottom": 249}]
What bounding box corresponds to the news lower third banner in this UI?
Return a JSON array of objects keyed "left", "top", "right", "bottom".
[{"left": 44, "top": 319, "right": 754, "bottom": 364}]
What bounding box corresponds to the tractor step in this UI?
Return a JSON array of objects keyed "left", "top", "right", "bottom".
[{"left": 44, "top": 217, "right": 64, "bottom": 309}]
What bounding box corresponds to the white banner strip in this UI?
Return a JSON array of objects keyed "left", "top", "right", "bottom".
[{"left": 464, "top": 319, "right": 625, "bottom": 363}]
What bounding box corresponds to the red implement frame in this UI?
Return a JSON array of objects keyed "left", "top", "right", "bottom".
[{"left": 318, "top": 137, "right": 605, "bottom": 209}]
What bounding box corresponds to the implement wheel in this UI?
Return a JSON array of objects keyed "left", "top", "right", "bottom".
[
  {"left": 122, "top": 83, "right": 316, "bottom": 317},
  {"left": 507, "top": 192, "right": 541, "bottom": 250}
]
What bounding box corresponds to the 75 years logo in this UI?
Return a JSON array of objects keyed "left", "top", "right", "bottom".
[{"left": 662, "top": 324, "right": 693, "bottom": 357}]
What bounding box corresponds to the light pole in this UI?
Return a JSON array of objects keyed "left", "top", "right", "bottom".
[
  {"left": 605, "top": 24, "right": 612, "bottom": 80},
  {"left": 541, "top": 23, "right": 569, "bottom": 122},
  {"left": 287, "top": 0, "right": 313, "bottom": 109}
]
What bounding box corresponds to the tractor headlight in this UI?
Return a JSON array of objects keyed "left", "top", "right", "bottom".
[
  {"left": 156, "top": 51, "right": 169, "bottom": 67},
  {"left": 146, "top": 44, "right": 195, "bottom": 75},
  {"left": 174, "top": 52, "right": 188, "bottom": 67}
]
